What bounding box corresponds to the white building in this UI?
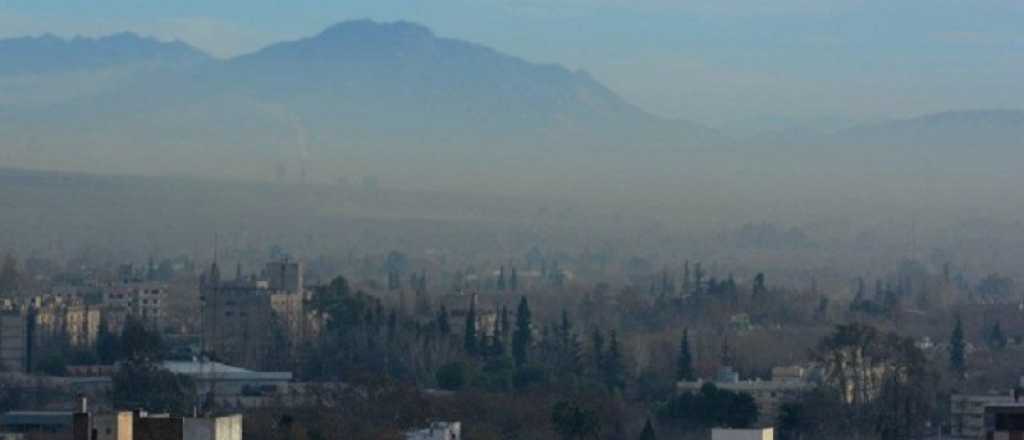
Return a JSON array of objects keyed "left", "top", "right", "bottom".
[
  {"left": 404, "top": 422, "right": 461, "bottom": 440},
  {"left": 950, "top": 392, "right": 1019, "bottom": 440},
  {"left": 712, "top": 428, "right": 774, "bottom": 440},
  {"left": 161, "top": 360, "right": 292, "bottom": 408}
]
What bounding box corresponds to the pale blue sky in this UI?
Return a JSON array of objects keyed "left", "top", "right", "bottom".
[{"left": 2, "top": 0, "right": 1022, "bottom": 132}]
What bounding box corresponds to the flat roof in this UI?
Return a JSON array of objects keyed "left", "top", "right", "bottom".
[{"left": 161, "top": 361, "right": 292, "bottom": 381}]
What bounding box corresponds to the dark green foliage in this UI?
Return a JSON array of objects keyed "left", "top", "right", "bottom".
[
  {"left": 120, "top": 316, "right": 162, "bottom": 361},
  {"left": 514, "top": 365, "right": 547, "bottom": 390},
  {"left": 437, "top": 305, "right": 451, "bottom": 335},
  {"left": 96, "top": 315, "right": 120, "bottom": 364},
  {"left": 552, "top": 400, "right": 601, "bottom": 440},
  {"left": 988, "top": 321, "right": 1008, "bottom": 350},
  {"left": 509, "top": 267, "right": 519, "bottom": 291},
  {"left": 677, "top": 328, "right": 694, "bottom": 381},
  {"left": 464, "top": 301, "right": 478, "bottom": 355},
  {"left": 603, "top": 331, "right": 626, "bottom": 393},
  {"left": 950, "top": 314, "right": 966, "bottom": 378},
  {"left": 659, "top": 383, "right": 758, "bottom": 429},
  {"left": 37, "top": 354, "right": 67, "bottom": 376},
  {"left": 639, "top": 418, "right": 657, "bottom": 440},
  {"left": 436, "top": 361, "right": 467, "bottom": 391},
  {"left": 112, "top": 361, "right": 195, "bottom": 414},
  {"left": 590, "top": 329, "right": 605, "bottom": 372},
  {"left": 0, "top": 255, "right": 19, "bottom": 295},
  {"left": 752, "top": 273, "right": 766, "bottom": 296},
  {"left": 476, "top": 356, "right": 515, "bottom": 391},
  {"left": 512, "top": 297, "right": 531, "bottom": 368}
]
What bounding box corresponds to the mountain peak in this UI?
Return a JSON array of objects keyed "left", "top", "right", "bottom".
[{"left": 316, "top": 19, "right": 434, "bottom": 42}]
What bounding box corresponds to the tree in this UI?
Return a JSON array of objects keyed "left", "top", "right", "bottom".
[
  {"left": 752, "top": 273, "right": 766, "bottom": 296},
  {"left": 639, "top": 418, "right": 657, "bottom": 440},
  {"left": 513, "top": 297, "right": 532, "bottom": 368},
  {"left": 677, "top": 329, "right": 694, "bottom": 381},
  {"left": 552, "top": 400, "right": 601, "bottom": 440},
  {"left": 950, "top": 314, "right": 966, "bottom": 379},
  {"left": 112, "top": 361, "right": 195, "bottom": 414},
  {"left": 509, "top": 267, "right": 519, "bottom": 291},
  {"left": 120, "top": 316, "right": 162, "bottom": 361},
  {"left": 604, "top": 331, "right": 626, "bottom": 393},
  {"left": 0, "top": 255, "right": 19, "bottom": 295},
  {"left": 988, "top": 321, "right": 1008, "bottom": 351},
  {"left": 591, "top": 329, "right": 605, "bottom": 375},
  {"left": 436, "top": 361, "right": 467, "bottom": 391},
  {"left": 436, "top": 306, "right": 451, "bottom": 335},
  {"left": 96, "top": 315, "right": 120, "bottom": 364},
  {"left": 660, "top": 383, "right": 758, "bottom": 429},
  {"left": 464, "top": 301, "right": 478, "bottom": 355}
]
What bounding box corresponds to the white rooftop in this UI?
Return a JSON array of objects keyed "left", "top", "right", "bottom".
[{"left": 160, "top": 361, "right": 292, "bottom": 382}]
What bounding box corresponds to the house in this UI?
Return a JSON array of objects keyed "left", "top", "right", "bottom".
[
  {"left": 160, "top": 360, "right": 292, "bottom": 408},
  {"left": 985, "top": 404, "right": 1024, "bottom": 440},
  {"left": 404, "top": 422, "right": 461, "bottom": 440},
  {"left": 678, "top": 367, "right": 814, "bottom": 425},
  {"left": 0, "top": 313, "right": 28, "bottom": 373},
  {"left": 950, "top": 393, "right": 1016, "bottom": 439},
  {"left": 711, "top": 428, "right": 774, "bottom": 440},
  {"left": 7, "top": 398, "right": 243, "bottom": 440}
]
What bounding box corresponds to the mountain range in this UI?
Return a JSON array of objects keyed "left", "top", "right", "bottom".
[{"left": 0, "top": 20, "right": 1021, "bottom": 190}]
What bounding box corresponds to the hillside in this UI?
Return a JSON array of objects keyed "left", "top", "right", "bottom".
[{"left": 0, "top": 21, "right": 721, "bottom": 188}]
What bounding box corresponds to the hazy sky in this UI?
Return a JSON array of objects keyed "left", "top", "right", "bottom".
[{"left": 2, "top": 0, "right": 1022, "bottom": 132}]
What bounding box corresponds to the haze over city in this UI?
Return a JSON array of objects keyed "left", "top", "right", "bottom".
[{"left": 0, "top": 2, "right": 1023, "bottom": 440}]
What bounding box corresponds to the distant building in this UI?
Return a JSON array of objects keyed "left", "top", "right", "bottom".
[
  {"left": 265, "top": 260, "right": 303, "bottom": 294},
  {"left": 160, "top": 360, "right": 292, "bottom": 408},
  {"left": 4, "top": 398, "right": 243, "bottom": 440},
  {"left": 404, "top": 422, "right": 461, "bottom": 440},
  {"left": 200, "top": 258, "right": 316, "bottom": 369},
  {"left": 678, "top": 367, "right": 814, "bottom": 425},
  {"left": 711, "top": 427, "right": 774, "bottom": 440},
  {"left": 0, "top": 411, "right": 74, "bottom": 437},
  {"left": 101, "top": 282, "right": 167, "bottom": 330},
  {"left": 985, "top": 403, "right": 1024, "bottom": 440},
  {"left": 0, "top": 313, "right": 28, "bottom": 373},
  {"left": 950, "top": 391, "right": 1021, "bottom": 440},
  {"left": 30, "top": 296, "right": 102, "bottom": 350}
]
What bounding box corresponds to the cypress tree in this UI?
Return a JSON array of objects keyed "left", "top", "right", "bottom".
[
  {"left": 464, "top": 301, "right": 477, "bottom": 355},
  {"left": 989, "top": 321, "right": 1007, "bottom": 350},
  {"left": 509, "top": 267, "right": 519, "bottom": 291},
  {"left": 591, "top": 328, "right": 605, "bottom": 374},
  {"left": 605, "top": 330, "right": 626, "bottom": 392},
  {"left": 513, "top": 297, "right": 532, "bottom": 368},
  {"left": 639, "top": 419, "right": 657, "bottom": 440},
  {"left": 677, "top": 328, "right": 694, "bottom": 381},
  {"left": 950, "top": 314, "right": 966, "bottom": 379},
  {"left": 437, "top": 305, "right": 451, "bottom": 335}
]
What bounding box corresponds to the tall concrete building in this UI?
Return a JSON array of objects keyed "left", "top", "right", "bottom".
[
  {"left": 265, "top": 260, "right": 303, "bottom": 294},
  {"left": 0, "top": 312, "right": 28, "bottom": 373},
  {"left": 200, "top": 259, "right": 311, "bottom": 369}
]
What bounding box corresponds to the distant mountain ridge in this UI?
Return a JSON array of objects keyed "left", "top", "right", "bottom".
[
  {"left": 0, "top": 21, "right": 1021, "bottom": 189},
  {"left": 0, "top": 20, "right": 724, "bottom": 186},
  {"left": 833, "top": 109, "right": 1024, "bottom": 148},
  {"left": 0, "top": 32, "right": 209, "bottom": 76}
]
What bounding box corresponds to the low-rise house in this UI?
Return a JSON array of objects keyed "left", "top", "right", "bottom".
[
  {"left": 985, "top": 403, "right": 1024, "bottom": 440},
  {"left": 5, "top": 399, "right": 242, "bottom": 440},
  {"left": 160, "top": 360, "right": 292, "bottom": 408},
  {"left": 404, "top": 422, "right": 460, "bottom": 440},
  {"left": 678, "top": 367, "right": 814, "bottom": 425},
  {"left": 711, "top": 427, "right": 774, "bottom": 440}
]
